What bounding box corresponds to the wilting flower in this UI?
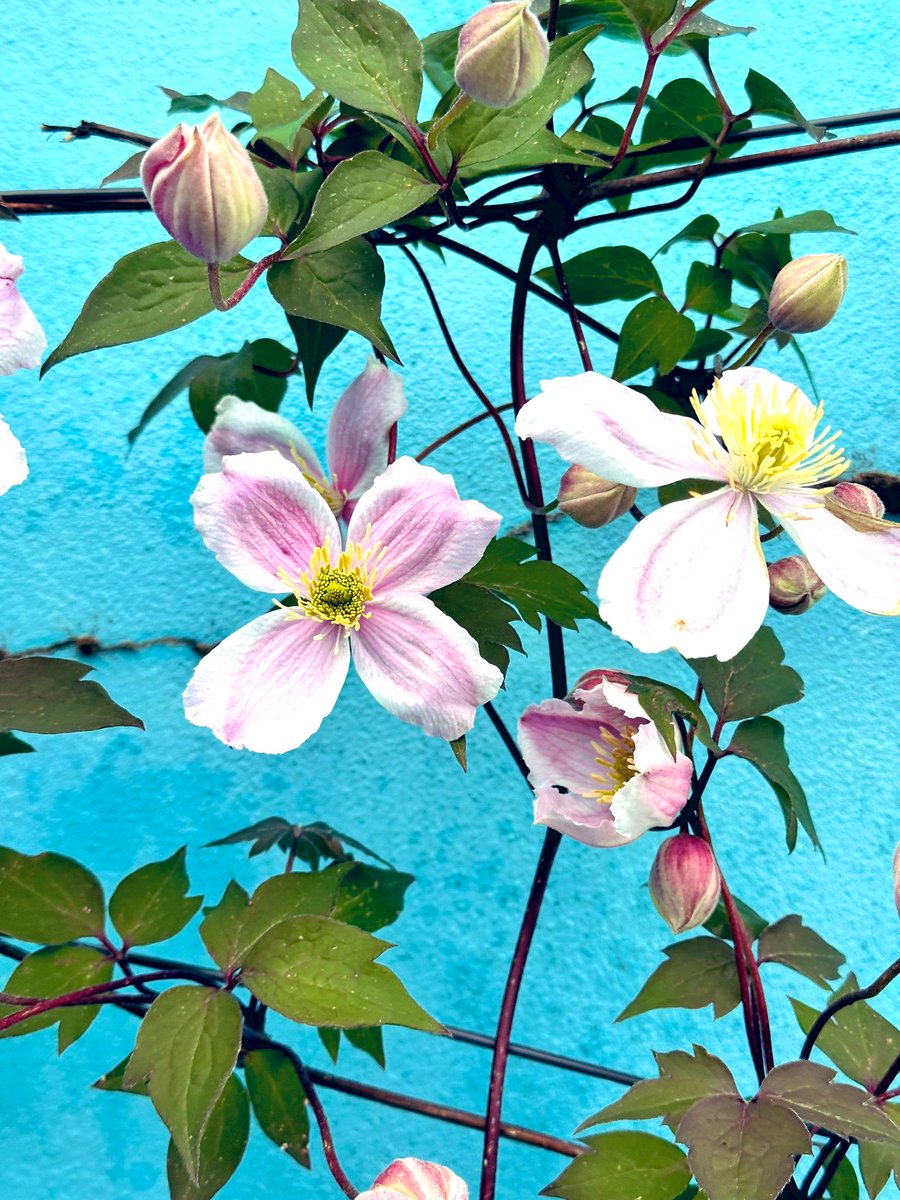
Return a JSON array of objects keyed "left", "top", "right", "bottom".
[
  {"left": 517, "top": 671, "right": 693, "bottom": 847},
  {"left": 649, "top": 834, "right": 720, "bottom": 934},
  {"left": 516, "top": 367, "right": 900, "bottom": 660},
  {"left": 0, "top": 414, "right": 27, "bottom": 496},
  {"left": 141, "top": 113, "right": 268, "bottom": 263},
  {"left": 0, "top": 243, "right": 46, "bottom": 375},
  {"left": 205, "top": 357, "right": 407, "bottom": 523},
  {"left": 455, "top": 0, "right": 550, "bottom": 108},
  {"left": 359, "top": 1157, "right": 468, "bottom": 1200},
  {"left": 185, "top": 453, "right": 503, "bottom": 753}
]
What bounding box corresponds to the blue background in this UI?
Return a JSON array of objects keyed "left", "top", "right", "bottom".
[{"left": 2, "top": 1, "right": 899, "bottom": 1197}]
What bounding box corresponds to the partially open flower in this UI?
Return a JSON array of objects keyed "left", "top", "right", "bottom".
[
  {"left": 455, "top": 1, "right": 549, "bottom": 109},
  {"left": 0, "top": 414, "right": 27, "bottom": 496},
  {"left": 359, "top": 1158, "right": 468, "bottom": 1200},
  {"left": 768, "top": 555, "right": 826, "bottom": 614},
  {"left": 558, "top": 465, "right": 636, "bottom": 528},
  {"left": 768, "top": 254, "right": 848, "bottom": 335},
  {"left": 0, "top": 243, "right": 46, "bottom": 374},
  {"left": 141, "top": 114, "right": 268, "bottom": 263},
  {"left": 650, "top": 834, "right": 720, "bottom": 934}
]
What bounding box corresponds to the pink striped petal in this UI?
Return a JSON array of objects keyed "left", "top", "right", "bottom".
[
  {"left": 0, "top": 244, "right": 46, "bottom": 375},
  {"left": 599, "top": 488, "right": 769, "bottom": 660},
  {"left": 191, "top": 450, "right": 340, "bottom": 592},
  {"left": 352, "top": 594, "right": 502, "bottom": 740},
  {"left": 533, "top": 785, "right": 631, "bottom": 848},
  {"left": 347, "top": 457, "right": 500, "bottom": 597},
  {"left": 183, "top": 610, "right": 348, "bottom": 753},
  {"left": 0, "top": 414, "right": 27, "bottom": 495},
  {"left": 204, "top": 395, "right": 326, "bottom": 483},
  {"left": 515, "top": 372, "right": 726, "bottom": 488},
  {"left": 609, "top": 723, "right": 693, "bottom": 839},
  {"left": 518, "top": 695, "right": 625, "bottom": 797},
  {"left": 763, "top": 488, "right": 900, "bottom": 616},
  {"left": 363, "top": 1158, "right": 468, "bottom": 1200},
  {"left": 327, "top": 358, "right": 408, "bottom": 501}
]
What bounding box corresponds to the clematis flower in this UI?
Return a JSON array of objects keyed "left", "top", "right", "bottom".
[
  {"left": 515, "top": 367, "right": 900, "bottom": 660},
  {"left": 184, "top": 452, "right": 503, "bottom": 753},
  {"left": 0, "top": 243, "right": 46, "bottom": 375},
  {"left": 204, "top": 357, "right": 407, "bottom": 524},
  {"left": 0, "top": 414, "right": 27, "bottom": 496},
  {"left": 518, "top": 671, "right": 693, "bottom": 847},
  {"left": 358, "top": 1157, "right": 468, "bottom": 1200}
]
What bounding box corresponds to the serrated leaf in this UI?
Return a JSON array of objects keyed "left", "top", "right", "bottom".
[
  {"left": 757, "top": 915, "right": 845, "bottom": 989},
  {"left": 613, "top": 296, "right": 695, "bottom": 380},
  {"left": 739, "top": 210, "right": 855, "bottom": 237},
  {"left": 287, "top": 315, "right": 347, "bottom": 407},
  {"left": 244, "top": 1047, "right": 311, "bottom": 1167},
  {"left": 745, "top": 68, "right": 825, "bottom": 141},
  {"left": 758, "top": 1060, "right": 900, "bottom": 1144},
  {"left": 860, "top": 1142, "right": 900, "bottom": 1199},
  {"left": 536, "top": 245, "right": 662, "bottom": 306},
  {"left": 792, "top": 978, "right": 900, "bottom": 1090},
  {"left": 0, "top": 945, "right": 112, "bottom": 1050},
  {"left": 617, "top": 938, "right": 740, "bottom": 1021},
  {"left": 123, "top": 986, "right": 242, "bottom": 1181},
  {"left": 109, "top": 847, "right": 202, "bottom": 948},
  {"left": 688, "top": 627, "right": 803, "bottom": 724},
  {"left": 0, "top": 656, "right": 143, "bottom": 735},
  {"left": 241, "top": 915, "right": 442, "bottom": 1033},
  {"left": 684, "top": 263, "right": 732, "bottom": 315},
  {"left": 727, "top": 716, "right": 818, "bottom": 851},
  {"left": 0, "top": 847, "right": 105, "bottom": 942},
  {"left": 42, "top": 242, "right": 250, "bottom": 374},
  {"left": 618, "top": 674, "right": 716, "bottom": 755},
  {"left": 542, "top": 1131, "right": 690, "bottom": 1200},
  {"left": 166, "top": 1074, "right": 249, "bottom": 1199}
]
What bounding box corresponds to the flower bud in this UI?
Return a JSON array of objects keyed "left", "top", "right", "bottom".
[
  {"left": 649, "top": 834, "right": 720, "bottom": 935},
  {"left": 455, "top": 1, "right": 549, "bottom": 109},
  {"left": 894, "top": 844, "right": 900, "bottom": 919},
  {"left": 557, "top": 465, "right": 636, "bottom": 528},
  {"left": 359, "top": 1158, "right": 468, "bottom": 1200},
  {"left": 825, "top": 481, "right": 888, "bottom": 533},
  {"left": 141, "top": 114, "right": 268, "bottom": 263},
  {"left": 767, "top": 254, "right": 848, "bottom": 335},
  {"left": 768, "top": 555, "right": 826, "bottom": 614}
]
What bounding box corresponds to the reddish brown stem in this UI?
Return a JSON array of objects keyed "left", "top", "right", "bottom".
[
  {"left": 0, "top": 970, "right": 193, "bottom": 1033},
  {"left": 207, "top": 249, "right": 283, "bottom": 312}
]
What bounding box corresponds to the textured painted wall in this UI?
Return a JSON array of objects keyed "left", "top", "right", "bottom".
[{"left": 2, "top": 2, "right": 899, "bottom": 1197}]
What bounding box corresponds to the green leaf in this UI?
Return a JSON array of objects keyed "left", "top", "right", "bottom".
[
  {"left": 739, "top": 210, "right": 855, "bottom": 237},
  {"left": 268, "top": 238, "right": 398, "bottom": 362},
  {"left": 244, "top": 1047, "right": 311, "bottom": 1167},
  {"left": 258, "top": 167, "right": 320, "bottom": 240},
  {"left": 318, "top": 1025, "right": 341, "bottom": 1063},
  {"left": 346, "top": 1024, "right": 386, "bottom": 1066},
  {"left": 123, "top": 986, "right": 243, "bottom": 1181},
  {"left": 578, "top": 1045, "right": 739, "bottom": 1133},
  {"left": 422, "top": 26, "right": 459, "bottom": 94},
  {"left": 727, "top": 716, "right": 818, "bottom": 851},
  {"left": 42, "top": 242, "right": 250, "bottom": 374},
  {"left": 684, "top": 262, "right": 732, "bottom": 315},
  {"left": 860, "top": 1142, "right": 900, "bottom": 1199},
  {"left": 542, "top": 1131, "right": 691, "bottom": 1200},
  {"left": 652, "top": 4, "right": 754, "bottom": 46},
  {"left": 745, "top": 68, "right": 825, "bottom": 141},
  {"left": 332, "top": 863, "right": 413, "bottom": 933},
  {"left": 619, "top": 0, "right": 676, "bottom": 35},
  {"left": 791, "top": 977, "right": 900, "bottom": 1091},
  {"left": 0, "top": 732, "right": 34, "bottom": 756},
  {"left": 684, "top": 328, "right": 731, "bottom": 360},
  {"left": 187, "top": 340, "right": 293, "bottom": 433},
  {"left": 826, "top": 1157, "right": 860, "bottom": 1200},
  {"left": 429, "top": 581, "right": 523, "bottom": 677},
  {"left": 249, "top": 69, "right": 302, "bottom": 134},
  {"left": 688, "top": 627, "right": 803, "bottom": 724},
  {"left": 206, "top": 817, "right": 295, "bottom": 857},
  {"left": 127, "top": 355, "right": 222, "bottom": 446},
  {"left": 703, "top": 895, "right": 768, "bottom": 943},
  {"left": 536, "top": 245, "right": 662, "bottom": 306},
  {"left": 160, "top": 88, "right": 251, "bottom": 115},
  {"left": 613, "top": 296, "right": 695, "bottom": 380},
  {"left": 643, "top": 78, "right": 724, "bottom": 149},
  {"left": 166, "top": 1075, "right": 249, "bottom": 1200},
  {"left": 241, "top": 915, "right": 443, "bottom": 1033},
  {"left": 677, "top": 1095, "right": 810, "bottom": 1200},
  {"left": 756, "top": 915, "right": 845, "bottom": 989},
  {"left": 0, "top": 656, "right": 143, "bottom": 735},
  {"left": 0, "top": 945, "right": 112, "bottom": 1050},
  {"left": 109, "top": 847, "right": 202, "bottom": 948},
  {"left": 286, "top": 151, "right": 438, "bottom": 257},
  {"left": 94, "top": 1054, "right": 149, "bottom": 1095},
  {"left": 617, "top": 938, "right": 741, "bottom": 1021},
  {"left": 288, "top": 315, "right": 348, "bottom": 406},
  {"left": 759, "top": 1060, "right": 900, "bottom": 1145},
  {"left": 657, "top": 214, "right": 719, "bottom": 255},
  {"left": 721, "top": 231, "right": 791, "bottom": 296},
  {"left": 291, "top": 0, "right": 423, "bottom": 123},
  {"left": 618, "top": 674, "right": 716, "bottom": 755},
  {"left": 198, "top": 881, "right": 250, "bottom": 973},
  {"left": 0, "top": 847, "right": 105, "bottom": 942}
]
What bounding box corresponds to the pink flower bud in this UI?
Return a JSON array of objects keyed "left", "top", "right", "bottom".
[
  {"left": 0, "top": 243, "right": 46, "bottom": 375},
  {"left": 831, "top": 481, "right": 886, "bottom": 519},
  {"left": 894, "top": 844, "right": 900, "bottom": 919},
  {"left": 767, "top": 253, "right": 848, "bottom": 335},
  {"left": 557, "top": 465, "right": 636, "bottom": 528},
  {"left": 359, "top": 1158, "right": 468, "bottom": 1200},
  {"left": 141, "top": 114, "right": 268, "bottom": 263},
  {"left": 768, "top": 555, "right": 826, "bottom": 614},
  {"left": 649, "top": 834, "right": 721, "bottom": 935},
  {"left": 455, "top": 1, "right": 549, "bottom": 109}
]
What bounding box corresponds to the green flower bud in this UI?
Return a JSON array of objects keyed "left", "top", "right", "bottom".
[
  {"left": 455, "top": 1, "right": 549, "bottom": 109},
  {"left": 650, "top": 834, "right": 720, "bottom": 936},
  {"left": 768, "top": 555, "right": 826, "bottom": 614},
  {"left": 767, "top": 254, "right": 848, "bottom": 335},
  {"left": 557, "top": 465, "right": 636, "bottom": 528}
]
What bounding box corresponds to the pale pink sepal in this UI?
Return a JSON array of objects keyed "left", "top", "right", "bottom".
[
  {"left": 203, "top": 395, "right": 325, "bottom": 482},
  {"left": 609, "top": 722, "right": 695, "bottom": 839},
  {"left": 359, "top": 1157, "right": 469, "bottom": 1200},
  {"left": 327, "top": 357, "right": 407, "bottom": 500},
  {"left": 0, "top": 244, "right": 46, "bottom": 375},
  {"left": 517, "top": 693, "right": 623, "bottom": 797},
  {"left": 0, "top": 414, "right": 27, "bottom": 496},
  {"left": 533, "top": 784, "right": 632, "bottom": 848}
]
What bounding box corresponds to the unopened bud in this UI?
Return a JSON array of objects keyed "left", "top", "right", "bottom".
[
  {"left": 455, "top": 1, "right": 549, "bottom": 109},
  {"left": 825, "top": 481, "right": 889, "bottom": 534},
  {"left": 768, "top": 555, "right": 826, "bottom": 614},
  {"left": 650, "top": 834, "right": 720, "bottom": 935},
  {"left": 141, "top": 114, "right": 268, "bottom": 263},
  {"left": 557, "top": 465, "right": 636, "bottom": 528},
  {"left": 767, "top": 254, "right": 848, "bottom": 335},
  {"left": 360, "top": 1158, "right": 468, "bottom": 1200},
  {"left": 894, "top": 844, "right": 900, "bottom": 920}
]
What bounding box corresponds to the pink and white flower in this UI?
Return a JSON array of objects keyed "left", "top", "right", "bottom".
[
  {"left": 185, "top": 452, "right": 503, "bottom": 753},
  {"left": 358, "top": 1158, "right": 468, "bottom": 1200},
  {"left": 0, "top": 243, "right": 46, "bottom": 375},
  {"left": 518, "top": 671, "right": 693, "bottom": 847},
  {"left": 515, "top": 368, "right": 900, "bottom": 660},
  {"left": 0, "top": 414, "right": 27, "bottom": 495},
  {"left": 204, "top": 357, "right": 407, "bottom": 524}
]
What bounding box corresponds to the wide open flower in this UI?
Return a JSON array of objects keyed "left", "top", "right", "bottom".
[
  {"left": 518, "top": 671, "right": 693, "bottom": 847},
  {"left": 359, "top": 1157, "right": 468, "bottom": 1200},
  {"left": 185, "top": 452, "right": 503, "bottom": 752},
  {"left": 516, "top": 367, "right": 900, "bottom": 660},
  {"left": 0, "top": 243, "right": 46, "bottom": 375},
  {"left": 0, "top": 414, "right": 27, "bottom": 495},
  {"left": 204, "top": 357, "right": 407, "bottom": 523}
]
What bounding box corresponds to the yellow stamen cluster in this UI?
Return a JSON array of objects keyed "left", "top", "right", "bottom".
[
  {"left": 289, "top": 445, "right": 345, "bottom": 515},
  {"left": 691, "top": 378, "right": 850, "bottom": 494},
  {"left": 588, "top": 725, "right": 638, "bottom": 804},
  {"left": 276, "top": 528, "right": 390, "bottom": 635}
]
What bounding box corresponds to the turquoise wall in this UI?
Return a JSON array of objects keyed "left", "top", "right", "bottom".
[{"left": 2, "top": 2, "right": 899, "bottom": 1196}]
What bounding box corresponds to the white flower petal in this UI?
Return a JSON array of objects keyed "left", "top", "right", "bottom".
[
  {"left": 204, "top": 394, "right": 325, "bottom": 482},
  {"left": 0, "top": 414, "right": 27, "bottom": 495},
  {"left": 327, "top": 358, "right": 408, "bottom": 500},
  {"left": 609, "top": 723, "right": 693, "bottom": 839},
  {"left": 533, "top": 785, "right": 632, "bottom": 848}
]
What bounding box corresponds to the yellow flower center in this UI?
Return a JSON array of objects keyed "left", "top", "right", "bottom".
[
  {"left": 587, "top": 725, "right": 638, "bottom": 804},
  {"left": 691, "top": 378, "right": 850, "bottom": 494},
  {"left": 275, "top": 529, "right": 389, "bottom": 635}
]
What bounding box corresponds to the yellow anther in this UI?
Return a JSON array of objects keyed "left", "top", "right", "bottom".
[{"left": 587, "top": 725, "right": 638, "bottom": 804}]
